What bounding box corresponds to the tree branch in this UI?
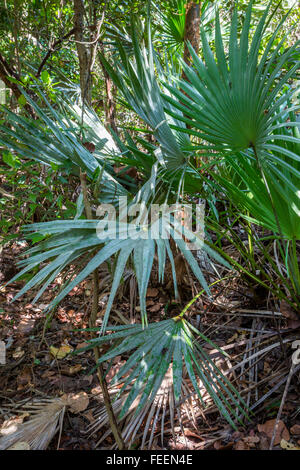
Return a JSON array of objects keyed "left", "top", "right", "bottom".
[{"left": 36, "top": 27, "right": 76, "bottom": 78}]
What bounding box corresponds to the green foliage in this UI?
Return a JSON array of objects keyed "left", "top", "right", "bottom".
[
  {"left": 154, "top": 0, "right": 219, "bottom": 55},
  {"left": 0, "top": 158, "right": 77, "bottom": 243},
  {"left": 162, "top": 0, "right": 300, "bottom": 295},
  {"left": 78, "top": 314, "right": 249, "bottom": 429}
]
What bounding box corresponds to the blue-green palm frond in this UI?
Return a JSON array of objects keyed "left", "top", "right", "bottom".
[
  {"left": 98, "top": 18, "right": 189, "bottom": 172},
  {"left": 0, "top": 90, "right": 128, "bottom": 204},
  {"left": 79, "top": 317, "right": 250, "bottom": 431},
  {"left": 9, "top": 194, "right": 230, "bottom": 333}
]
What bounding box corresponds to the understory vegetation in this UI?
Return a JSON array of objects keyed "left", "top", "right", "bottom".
[{"left": 0, "top": 0, "right": 299, "bottom": 451}]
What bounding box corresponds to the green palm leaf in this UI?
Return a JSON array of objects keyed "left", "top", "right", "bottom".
[
  {"left": 162, "top": 1, "right": 299, "bottom": 167},
  {"left": 0, "top": 90, "right": 128, "bottom": 204},
  {"left": 78, "top": 317, "right": 250, "bottom": 431}
]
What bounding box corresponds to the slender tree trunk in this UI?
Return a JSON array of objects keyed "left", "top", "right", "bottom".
[
  {"left": 104, "top": 76, "right": 117, "bottom": 134},
  {"left": 73, "top": 0, "right": 104, "bottom": 106},
  {"left": 181, "top": 1, "right": 201, "bottom": 127},
  {"left": 183, "top": 2, "right": 201, "bottom": 70},
  {"left": 99, "top": 42, "right": 118, "bottom": 134},
  {"left": 13, "top": 0, "right": 21, "bottom": 76},
  {"left": 73, "top": 0, "right": 92, "bottom": 105}
]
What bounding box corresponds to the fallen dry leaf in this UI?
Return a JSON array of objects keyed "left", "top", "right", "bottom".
[
  {"left": 105, "top": 356, "right": 126, "bottom": 383},
  {"left": 90, "top": 385, "right": 101, "bottom": 396},
  {"left": 17, "top": 318, "right": 35, "bottom": 336},
  {"left": 234, "top": 440, "right": 250, "bottom": 450},
  {"left": 76, "top": 342, "right": 89, "bottom": 351},
  {"left": 214, "top": 440, "right": 234, "bottom": 450},
  {"left": 259, "top": 434, "right": 270, "bottom": 450},
  {"left": 183, "top": 428, "right": 204, "bottom": 440},
  {"left": 0, "top": 415, "right": 28, "bottom": 436},
  {"left": 280, "top": 439, "right": 300, "bottom": 450},
  {"left": 147, "top": 288, "right": 159, "bottom": 298},
  {"left": 17, "top": 367, "right": 32, "bottom": 390},
  {"left": 61, "top": 364, "right": 82, "bottom": 376},
  {"left": 41, "top": 370, "right": 56, "bottom": 379},
  {"left": 258, "top": 419, "right": 290, "bottom": 446},
  {"left": 280, "top": 300, "right": 299, "bottom": 320},
  {"left": 290, "top": 424, "right": 300, "bottom": 435},
  {"left": 286, "top": 319, "right": 300, "bottom": 330},
  {"left": 149, "top": 304, "right": 161, "bottom": 313},
  {"left": 12, "top": 347, "right": 25, "bottom": 359},
  {"left": 83, "top": 409, "right": 95, "bottom": 424},
  {"left": 243, "top": 435, "right": 260, "bottom": 447},
  {"left": 38, "top": 303, "right": 49, "bottom": 310},
  {"left": 63, "top": 391, "right": 89, "bottom": 413},
  {"left": 49, "top": 344, "right": 72, "bottom": 359}
]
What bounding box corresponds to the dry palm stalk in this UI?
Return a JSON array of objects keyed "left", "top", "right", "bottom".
[
  {"left": 251, "top": 363, "right": 300, "bottom": 413},
  {"left": 0, "top": 398, "right": 66, "bottom": 450},
  {"left": 0, "top": 391, "right": 94, "bottom": 450}
]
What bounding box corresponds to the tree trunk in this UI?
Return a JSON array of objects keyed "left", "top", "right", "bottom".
[
  {"left": 73, "top": 0, "right": 92, "bottom": 105},
  {"left": 182, "top": 3, "right": 201, "bottom": 140},
  {"left": 99, "top": 42, "right": 118, "bottom": 134},
  {"left": 183, "top": 2, "right": 201, "bottom": 68}
]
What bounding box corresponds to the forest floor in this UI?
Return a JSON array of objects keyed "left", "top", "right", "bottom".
[{"left": 0, "top": 242, "right": 300, "bottom": 451}]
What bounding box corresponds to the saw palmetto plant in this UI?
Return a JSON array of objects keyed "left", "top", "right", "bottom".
[
  {"left": 162, "top": 1, "right": 300, "bottom": 300},
  {"left": 80, "top": 295, "right": 249, "bottom": 449},
  {"left": 0, "top": 0, "right": 299, "bottom": 448}
]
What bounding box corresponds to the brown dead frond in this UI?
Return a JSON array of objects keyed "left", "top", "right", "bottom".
[{"left": 0, "top": 398, "right": 67, "bottom": 450}]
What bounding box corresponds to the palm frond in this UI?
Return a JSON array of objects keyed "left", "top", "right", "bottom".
[
  {"left": 78, "top": 317, "right": 250, "bottom": 434},
  {"left": 0, "top": 89, "right": 127, "bottom": 204},
  {"left": 0, "top": 398, "right": 66, "bottom": 450},
  {"left": 162, "top": 0, "right": 299, "bottom": 170},
  {"left": 9, "top": 193, "right": 230, "bottom": 331},
  {"left": 98, "top": 18, "right": 189, "bottom": 172}
]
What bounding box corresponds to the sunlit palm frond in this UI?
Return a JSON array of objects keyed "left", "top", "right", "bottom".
[
  {"left": 0, "top": 90, "right": 128, "bottom": 204},
  {"left": 79, "top": 317, "right": 250, "bottom": 435},
  {"left": 162, "top": 0, "right": 300, "bottom": 173},
  {"left": 87, "top": 367, "right": 179, "bottom": 449}
]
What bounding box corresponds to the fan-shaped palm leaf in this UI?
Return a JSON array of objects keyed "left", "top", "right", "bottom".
[
  {"left": 162, "top": 0, "right": 299, "bottom": 171},
  {"left": 78, "top": 317, "right": 250, "bottom": 432},
  {"left": 0, "top": 90, "right": 127, "bottom": 204}
]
